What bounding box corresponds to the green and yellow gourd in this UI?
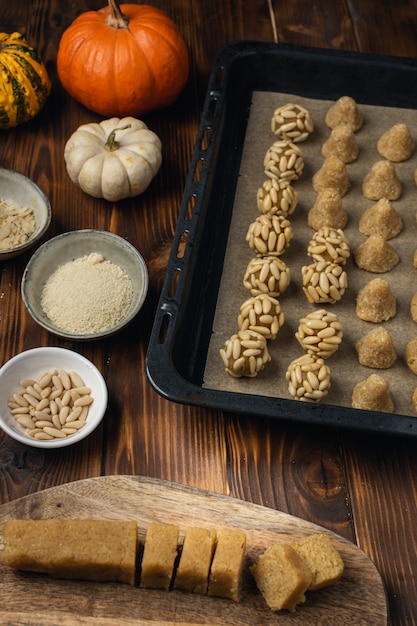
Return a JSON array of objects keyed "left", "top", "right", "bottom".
[{"left": 0, "top": 32, "right": 51, "bottom": 129}]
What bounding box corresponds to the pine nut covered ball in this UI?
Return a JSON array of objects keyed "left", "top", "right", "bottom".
[
  {"left": 301, "top": 261, "right": 348, "bottom": 304},
  {"left": 307, "top": 226, "right": 350, "bottom": 265},
  {"left": 257, "top": 179, "right": 298, "bottom": 218},
  {"left": 238, "top": 294, "right": 284, "bottom": 340},
  {"left": 295, "top": 309, "right": 343, "bottom": 358},
  {"left": 271, "top": 102, "right": 314, "bottom": 143},
  {"left": 286, "top": 354, "right": 331, "bottom": 402},
  {"left": 246, "top": 214, "right": 293, "bottom": 256},
  {"left": 220, "top": 329, "right": 271, "bottom": 378},
  {"left": 243, "top": 256, "right": 291, "bottom": 297},
  {"left": 264, "top": 140, "right": 304, "bottom": 182}
]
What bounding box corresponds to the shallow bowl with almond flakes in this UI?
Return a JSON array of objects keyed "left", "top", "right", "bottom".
[{"left": 0, "top": 167, "right": 51, "bottom": 260}]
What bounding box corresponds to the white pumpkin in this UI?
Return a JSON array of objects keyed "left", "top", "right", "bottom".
[{"left": 64, "top": 116, "right": 162, "bottom": 202}]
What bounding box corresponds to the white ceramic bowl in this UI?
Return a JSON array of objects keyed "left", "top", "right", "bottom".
[
  {"left": 0, "top": 167, "right": 51, "bottom": 260},
  {"left": 0, "top": 347, "right": 108, "bottom": 448},
  {"left": 21, "top": 229, "right": 149, "bottom": 340}
]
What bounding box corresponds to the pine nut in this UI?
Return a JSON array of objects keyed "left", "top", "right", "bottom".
[
  {"left": 79, "top": 406, "right": 89, "bottom": 422},
  {"left": 70, "top": 390, "right": 81, "bottom": 403},
  {"left": 52, "top": 375, "right": 63, "bottom": 392},
  {"left": 65, "top": 407, "right": 83, "bottom": 423},
  {"left": 13, "top": 393, "right": 29, "bottom": 407},
  {"left": 43, "top": 426, "right": 67, "bottom": 438},
  {"left": 38, "top": 372, "right": 54, "bottom": 388},
  {"left": 59, "top": 405, "right": 70, "bottom": 423},
  {"left": 72, "top": 386, "right": 91, "bottom": 396},
  {"left": 34, "top": 431, "right": 54, "bottom": 440},
  {"left": 35, "top": 420, "right": 55, "bottom": 429},
  {"left": 25, "top": 385, "right": 42, "bottom": 401},
  {"left": 61, "top": 390, "right": 72, "bottom": 406},
  {"left": 67, "top": 419, "right": 87, "bottom": 430},
  {"left": 27, "top": 428, "right": 42, "bottom": 437},
  {"left": 70, "top": 371, "right": 85, "bottom": 387},
  {"left": 19, "top": 379, "right": 36, "bottom": 388},
  {"left": 16, "top": 416, "right": 36, "bottom": 429},
  {"left": 62, "top": 427, "right": 77, "bottom": 435},
  {"left": 36, "top": 398, "right": 50, "bottom": 412},
  {"left": 52, "top": 414, "right": 62, "bottom": 430},
  {"left": 10, "top": 406, "right": 30, "bottom": 414},
  {"left": 59, "top": 369, "right": 71, "bottom": 390},
  {"left": 23, "top": 394, "right": 39, "bottom": 408},
  {"left": 33, "top": 410, "right": 52, "bottom": 422},
  {"left": 55, "top": 397, "right": 63, "bottom": 410}
]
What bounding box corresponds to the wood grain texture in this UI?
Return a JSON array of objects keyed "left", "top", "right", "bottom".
[
  {"left": 274, "top": 0, "right": 358, "bottom": 50},
  {"left": 0, "top": 476, "right": 387, "bottom": 625},
  {"left": 0, "top": 1, "right": 417, "bottom": 625},
  {"left": 341, "top": 431, "right": 417, "bottom": 623},
  {"left": 347, "top": 0, "right": 417, "bottom": 57}
]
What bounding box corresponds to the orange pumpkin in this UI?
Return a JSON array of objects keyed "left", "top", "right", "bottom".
[{"left": 57, "top": 0, "right": 189, "bottom": 117}]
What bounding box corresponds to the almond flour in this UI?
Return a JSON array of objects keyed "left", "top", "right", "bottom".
[{"left": 41, "top": 253, "right": 133, "bottom": 334}]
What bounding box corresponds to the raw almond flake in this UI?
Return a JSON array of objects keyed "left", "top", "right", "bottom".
[{"left": 0, "top": 198, "right": 36, "bottom": 250}]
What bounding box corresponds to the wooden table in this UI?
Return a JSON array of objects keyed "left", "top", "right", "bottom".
[{"left": 0, "top": 1, "right": 417, "bottom": 624}]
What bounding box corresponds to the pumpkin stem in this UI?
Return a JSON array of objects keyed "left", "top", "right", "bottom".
[
  {"left": 105, "top": 124, "right": 132, "bottom": 152},
  {"left": 106, "top": 0, "right": 129, "bottom": 29}
]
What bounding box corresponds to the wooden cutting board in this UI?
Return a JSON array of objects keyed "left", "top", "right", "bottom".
[{"left": 0, "top": 475, "right": 387, "bottom": 625}]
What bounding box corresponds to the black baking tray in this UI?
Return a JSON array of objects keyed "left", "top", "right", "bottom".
[{"left": 145, "top": 41, "right": 417, "bottom": 438}]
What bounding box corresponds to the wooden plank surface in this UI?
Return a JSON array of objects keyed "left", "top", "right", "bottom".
[
  {"left": 0, "top": 475, "right": 387, "bottom": 625},
  {"left": 0, "top": 1, "right": 417, "bottom": 625}
]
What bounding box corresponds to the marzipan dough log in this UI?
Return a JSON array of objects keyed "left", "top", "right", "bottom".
[{"left": 1, "top": 519, "right": 138, "bottom": 585}]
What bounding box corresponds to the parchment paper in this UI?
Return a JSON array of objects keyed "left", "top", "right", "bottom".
[{"left": 203, "top": 91, "right": 417, "bottom": 418}]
